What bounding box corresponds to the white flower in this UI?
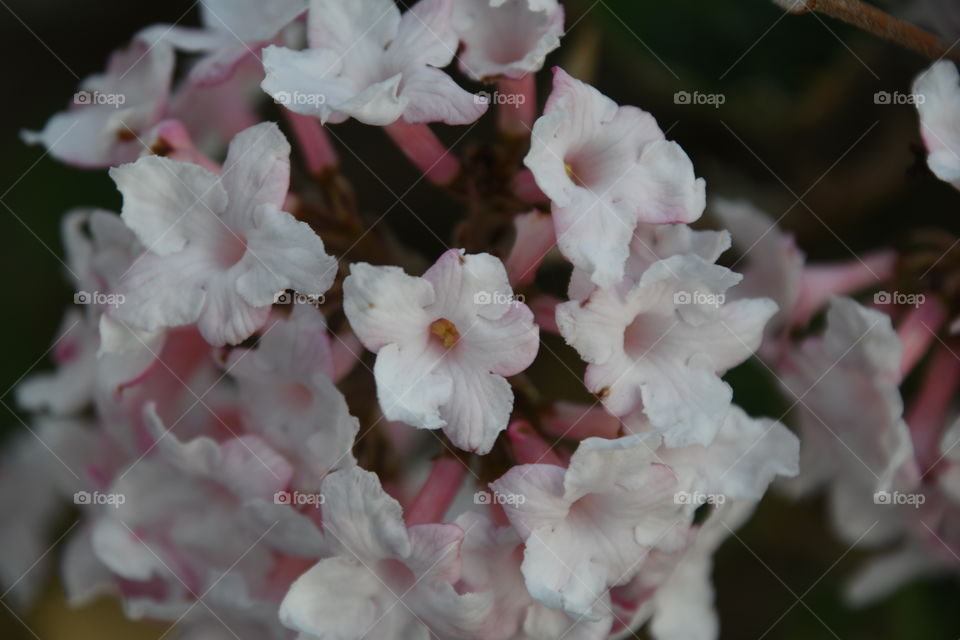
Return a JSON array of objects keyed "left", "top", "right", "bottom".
[
  {"left": 453, "top": 0, "right": 564, "bottom": 81},
  {"left": 279, "top": 467, "right": 493, "bottom": 639},
  {"left": 524, "top": 68, "right": 705, "bottom": 288},
  {"left": 780, "top": 297, "right": 919, "bottom": 544},
  {"left": 490, "top": 432, "right": 691, "bottom": 618},
  {"left": 22, "top": 31, "right": 175, "bottom": 167},
  {"left": 261, "top": 0, "right": 486, "bottom": 126},
  {"left": 557, "top": 254, "right": 776, "bottom": 447},
  {"left": 108, "top": 122, "right": 337, "bottom": 346},
  {"left": 227, "top": 305, "right": 359, "bottom": 491},
  {"left": 343, "top": 249, "right": 539, "bottom": 454},
  {"left": 157, "top": 0, "right": 308, "bottom": 86},
  {"left": 913, "top": 60, "right": 960, "bottom": 190}
]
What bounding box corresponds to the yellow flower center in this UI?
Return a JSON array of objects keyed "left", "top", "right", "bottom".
[{"left": 429, "top": 318, "right": 460, "bottom": 348}]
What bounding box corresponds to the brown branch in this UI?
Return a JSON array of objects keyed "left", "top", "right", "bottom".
[{"left": 773, "top": 0, "right": 960, "bottom": 65}]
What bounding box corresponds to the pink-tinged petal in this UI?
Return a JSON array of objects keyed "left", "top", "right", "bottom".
[
  {"left": 220, "top": 122, "right": 291, "bottom": 229},
  {"left": 374, "top": 342, "right": 452, "bottom": 430},
  {"left": 278, "top": 556, "right": 384, "bottom": 637},
  {"left": 454, "top": 0, "right": 565, "bottom": 81},
  {"left": 438, "top": 362, "right": 512, "bottom": 453},
  {"left": 16, "top": 311, "right": 96, "bottom": 415},
  {"left": 845, "top": 546, "right": 946, "bottom": 606},
  {"left": 22, "top": 34, "right": 174, "bottom": 168},
  {"left": 506, "top": 209, "right": 556, "bottom": 287},
  {"left": 321, "top": 467, "right": 411, "bottom": 561},
  {"left": 201, "top": 0, "right": 308, "bottom": 43},
  {"left": 335, "top": 74, "right": 408, "bottom": 127},
  {"left": 522, "top": 526, "right": 607, "bottom": 619},
  {"left": 405, "top": 582, "right": 494, "bottom": 639},
  {"left": 713, "top": 198, "right": 804, "bottom": 331},
  {"left": 343, "top": 262, "right": 436, "bottom": 351},
  {"left": 235, "top": 204, "right": 338, "bottom": 307},
  {"left": 391, "top": 0, "right": 458, "bottom": 69},
  {"left": 406, "top": 523, "right": 464, "bottom": 582},
  {"left": 196, "top": 271, "right": 273, "bottom": 346},
  {"left": 143, "top": 404, "right": 293, "bottom": 499},
  {"left": 308, "top": 0, "right": 400, "bottom": 51},
  {"left": 526, "top": 69, "right": 704, "bottom": 287},
  {"left": 91, "top": 518, "right": 166, "bottom": 581},
  {"left": 490, "top": 464, "right": 569, "bottom": 538},
  {"left": 559, "top": 254, "right": 775, "bottom": 445},
  {"left": 62, "top": 529, "right": 116, "bottom": 608},
  {"left": 110, "top": 156, "right": 227, "bottom": 254},
  {"left": 96, "top": 314, "right": 166, "bottom": 394},
  {"left": 400, "top": 67, "right": 488, "bottom": 125},
  {"left": 913, "top": 60, "right": 960, "bottom": 190},
  {"left": 261, "top": 46, "right": 354, "bottom": 123},
  {"left": 242, "top": 500, "right": 328, "bottom": 557},
  {"left": 524, "top": 598, "right": 613, "bottom": 640},
  {"left": 112, "top": 251, "right": 210, "bottom": 335},
  {"left": 659, "top": 405, "right": 799, "bottom": 501}
]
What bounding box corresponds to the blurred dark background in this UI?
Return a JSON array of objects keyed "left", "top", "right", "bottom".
[{"left": 2, "top": 0, "right": 960, "bottom": 638}]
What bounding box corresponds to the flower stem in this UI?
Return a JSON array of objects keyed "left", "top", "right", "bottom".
[
  {"left": 384, "top": 121, "right": 461, "bottom": 186},
  {"left": 497, "top": 74, "right": 537, "bottom": 137},
  {"left": 405, "top": 457, "right": 468, "bottom": 525},
  {"left": 283, "top": 110, "right": 338, "bottom": 176}
]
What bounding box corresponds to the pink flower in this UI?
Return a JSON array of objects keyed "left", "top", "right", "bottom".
[
  {"left": 159, "top": 0, "right": 308, "bottom": 86},
  {"left": 779, "top": 297, "right": 919, "bottom": 543},
  {"left": 343, "top": 249, "right": 539, "bottom": 454},
  {"left": 227, "top": 305, "right": 359, "bottom": 491},
  {"left": 524, "top": 68, "right": 706, "bottom": 288},
  {"left": 490, "top": 433, "right": 690, "bottom": 618},
  {"left": 262, "top": 0, "right": 486, "bottom": 126},
  {"left": 453, "top": 0, "right": 564, "bottom": 81},
  {"left": 108, "top": 122, "right": 337, "bottom": 346},
  {"left": 914, "top": 60, "right": 960, "bottom": 190},
  {"left": 279, "top": 467, "right": 493, "bottom": 639},
  {"left": 557, "top": 254, "right": 776, "bottom": 447},
  {"left": 22, "top": 30, "right": 175, "bottom": 168}
]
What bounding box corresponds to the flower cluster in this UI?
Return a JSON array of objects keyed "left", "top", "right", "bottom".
[{"left": 3, "top": 1, "right": 807, "bottom": 639}]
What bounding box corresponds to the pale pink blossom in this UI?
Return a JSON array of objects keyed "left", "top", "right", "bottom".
[
  {"left": 490, "top": 432, "right": 690, "bottom": 618},
  {"left": 262, "top": 0, "right": 486, "bottom": 126},
  {"left": 227, "top": 305, "right": 359, "bottom": 491},
  {"left": 525, "top": 68, "right": 706, "bottom": 288},
  {"left": 158, "top": 0, "right": 308, "bottom": 86},
  {"left": 557, "top": 254, "right": 776, "bottom": 447},
  {"left": 22, "top": 31, "right": 175, "bottom": 167},
  {"left": 343, "top": 249, "right": 539, "bottom": 454},
  {"left": 108, "top": 122, "right": 337, "bottom": 346},
  {"left": 780, "top": 297, "right": 920, "bottom": 544},
  {"left": 914, "top": 60, "right": 960, "bottom": 190},
  {"left": 279, "top": 467, "right": 493, "bottom": 639},
  {"left": 453, "top": 0, "right": 564, "bottom": 81}
]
